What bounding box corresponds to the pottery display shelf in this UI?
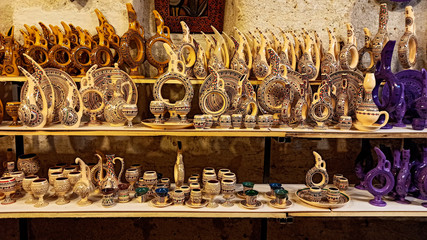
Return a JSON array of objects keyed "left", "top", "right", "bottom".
[
  {"left": 0, "top": 121, "right": 426, "bottom": 138},
  {"left": 0, "top": 184, "right": 426, "bottom": 219},
  {"left": 0, "top": 76, "right": 322, "bottom": 86}
]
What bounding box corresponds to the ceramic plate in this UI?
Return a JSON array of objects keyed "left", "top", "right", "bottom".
[
  {"left": 150, "top": 198, "right": 173, "bottom": 208},
  {"left": 295, "top": 188, "right": 350, "bottom": 208},
  {"left": 239, "top": 199, "right": 263, "bottom": 209},
  {"left": 141, "top": 118, "right": 194, "bottom": 129},
  {"left": 185, "top": 199, "right": 208, "bottom": 208},
  {"left": 268, "top": 199, "right": 293, "bottom": 209},
  {"left": 353, "top": 121, "right": 383, "bottom": 131}
]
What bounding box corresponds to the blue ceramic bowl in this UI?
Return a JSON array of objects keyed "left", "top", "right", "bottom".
[
  {"left": 155, "top": 187, "right": 169, "bottom": 197},
  {"left": 269, "top": 183, "right": 282, "bottom": 190}
]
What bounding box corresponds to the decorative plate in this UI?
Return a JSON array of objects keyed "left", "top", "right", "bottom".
[
  {"left": 199, "top": 69, "right": 255, "bottom": 115},
  {"left": 295, "top": 188, "right": 350, "bottom": 208}
]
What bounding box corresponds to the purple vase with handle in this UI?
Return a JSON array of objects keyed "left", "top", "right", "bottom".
[
  {"left": 414, "top": 69, "right": 427, "bottom": 120},
  {"left": 395, "top": 149, "right": 411, "bottom": 204},
  {"left": 415, "top": 147, "right": 427, "bottom": 206},
  {"left": 365, "top": 147, "right": 395, "bottom": 207},
  {"left": 355, "top": 139, "right": 374, "bottom": 190}
]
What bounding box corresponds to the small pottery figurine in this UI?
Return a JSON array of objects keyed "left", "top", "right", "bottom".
[
  {"left": 358, "top": 28, "right": 375, "bottom": 74},
  {"left": 253, "top": 28, "right": 270, "bottom": 80},
  {"left": 364, "top": 147, "right": 395, "bottom": 207},
  {"left": 0, "top": 177, "right": 16, "bottom": 204},
  {"left": 146, "top": 10, "right": 173, "bottom": 77},
  {"left": 120, "top": 3, "right": 146, "bottom": 76},
  {"left": 17, "top": 154, "right": 40, "bottom": 176},
  {"left": 174, "top": 141, "right": 185, "bottom": 188},
  {"left": 31, "top": 178, "right": 49, "bottom": 208},
  {"left": 73, "top": 157, "right": 94, "bottom": 206},
  {"left": 22, "top": 175, "right": 38, "bottom": 204},
  {"left": 398, "top": 6, "right": 417, "bottom": 69},
  {"left": 395, "top": 149, "right": 411, "bottom": 204},
  {"left": 321, "top": 28, "right": 338, "bottom": 76},
  {"left": 104, "top": 71, "right": 134, "bottom": 126},
  {"left": 306, "top": 151, "right": 329, "bottom": 188},
  {"left": 355, "top": 73, "right": 389, "bottom": 130},
  {"left": 372, "top": 3, "right": 389, "bottom": 64},
  {"left": 339, "top": 23, "right": 359, "bottom": 71}
]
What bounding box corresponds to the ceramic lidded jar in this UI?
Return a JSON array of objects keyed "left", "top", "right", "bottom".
[{"left": 355, "top": 73, "right": 389, "bottom": 127}]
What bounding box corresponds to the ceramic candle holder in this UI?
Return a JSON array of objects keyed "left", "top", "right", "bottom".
[
  {"left": 160, "top": 178, "right": 171, "bottom": 190},
  {"left": 244, "top": 115, "right": 257, "bottom": 129},
  {"left": 205, "top": 179, "right": 221, "bottom": 208},
  {"left": 232, "top": 114, "right": 243, "bottom": 129},
  {"left": 188, "top": 177, "right": 199, "bottom": 184},
  {"left": 219, "top": 115, "right": 232, "bottom": 129},
  {"left": 194, "top": 115, "right": 206, "bottom": 130},
  {"left": 203, "top": 114, "right": 214, "bottom": 128}
]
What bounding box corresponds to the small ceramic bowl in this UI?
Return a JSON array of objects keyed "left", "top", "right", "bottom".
[
  {"left": 203, "top": 114, "right": 214, "bottom": 128},
  {"left": 244, "top": 115, "right": 257, "bottom": 129},
  {"left": 194, "top": 115, "right": 206, "bottom": 130},
  {"left": 232, "top": 114, "right": 243, "bottom": 129},
  {"left": 219, "top": 115, "right": 232, "bottom": 129}
]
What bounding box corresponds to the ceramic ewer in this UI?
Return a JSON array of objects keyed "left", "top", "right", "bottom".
[
  {"left": 71, "top": 26, "right": 93, "bottom": 76},
  {"left": 25, "top": 26, "right": 49, "bottom": 69},
  {"left": 73, "top": 157, "right": 94, "bottom": 206},
  {"left": 364, "top": 147, "right": 395, "bottom": 207},
  {"left": 199, "top": 67, "right": 230, "bottom": 117},
  {"left": 94, "top": 9, "right": 123, "bottom": 68},
  {"left": 309, "top": 77, "right": 334, "bottom": 130},
  {"left": 79, "top": 65, "right": 105, "bottom": 125},
  {"left": 334, "top": 75, "right": 350, "bottom": 120},
  {"left": 2, "top": 27, "right": 21, "bottom": 76},
  {"left": 18, "top": 69, "right": 48, "bottom": 128},
  {"left": 99, "top": 154, "right": 124, "bottom": 193},
  {"left": 47, "top": 25, "right": 73, "bottom": 72},
  {"left": 104, "top": 66, "right": 134, "bottom": 126},
  {"left": 306, "top": 151, "right": 329, "bottom": 188},
  {"left": 297, "top": 33, "right": 319, "bottom": 81},
  {"left": 279, "top": 29, "right": 296, "bottom": 71},
  {"left": 415, "top": 148, "right": 427, "bottom": 208},
  {"left": 120, "top": 3, "right": 146, "bottom": 76},
  {"left": 58, "top": 71, "right": 83, "bottom": 128},
  {"left": 90, "top": 153, "right": 108, "bottom": 193},
  {"left": 153, "top": 43, "right": 194, "bottom": 122},
  {"left": 38, "top": 22, "right": 56, "bottom": 49},
  {"left": 395, "top": 149, "right": 411, "bottom": 204},
  {"left": 293, "top": 79, "right": 310, "bottom": 128},
  {"left": 413, "top": 69, "right": 427, "bottom": 120},
  {"left": 90, "top": 27, "right": 113, "bottom": 68},
  {"left": 257, "top": 48, "right": 291, "bottom": 125},
  {"left": 321, "top": 28, "right": 338, "bottom": 76},
  {"left": 398, "top": 6, "right": 417, "bottom": 69},
  {"left": 206, "top": 26, "right": 229, "bottom": 71},
  {"left": 355, "top": 73, "right": 389, "bottom": 130},
  {"left": 174, "top": 141, "right": 185, "bottom": 188},
  {"left": 372, "top": 3, "right": 389, "bottom": 64},
  {"left": 175, "top": 21, "right": 196, "bottom": 78},
  {"left": 230, "top": 27, "right": 251, "bottom": 76},
  {"left": 146, "top": 10, "right": 173, "bottom": 77},
  {"left": 339, "top": 23, "right": 359, "bottom": 71},
  {"left": 193, "top": 40, "right": 208, "bottom": 79},
  {"left": 358, "top": 28, "right": 375, "bottom": 74},
  {"left": 373, "top": 41, "right": 404, "bottom": 128},
  {"left": 252, "top": 28, "right": 270, "bottom": 80}
]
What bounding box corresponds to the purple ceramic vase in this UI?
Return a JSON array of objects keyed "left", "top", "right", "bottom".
[
  {"left": 365, "top": 147, "right": 395, "bottom": 207},
  {"left": 415, "top": 147, "right": 427, "bottom": 207},
  {"left": 414, "top": 69, "right": 427, "bottom": 120},
  {"left": 355, "top": 139, "right": 374, "bottom": 190},
  {"left": 395, "top": 149, "right": 411, "bottom": 204}
]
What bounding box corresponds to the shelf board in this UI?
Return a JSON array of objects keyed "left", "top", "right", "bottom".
[
  {"left": 0, "top": 122, "right": 426, "bottom": 138},
  {"left": 0, "top": 76, "right": 320, "bottom": 86},
  {"left": 0, "top": 184, "right": 426, "bottom": 219}
]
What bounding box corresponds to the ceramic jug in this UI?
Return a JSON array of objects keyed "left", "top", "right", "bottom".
[
  {"left": 99, "top": 154, "right": 124, "bottom": 193},
  {"left": 73, "top": 157, "right": 94, "bottom": 206},
  {"left": 174, "top": 141, "right": 185, "bottom": 188}
]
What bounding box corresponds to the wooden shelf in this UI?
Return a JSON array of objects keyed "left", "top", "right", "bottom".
[
  {"left": 1, "top": 184, "right": 425, "bottom": 219},
  {"left": 0, "top": 122, "right": 426, "bottom": 138},
  {"left": 0, "top": 76, "right": 320, "bottom": 85}
]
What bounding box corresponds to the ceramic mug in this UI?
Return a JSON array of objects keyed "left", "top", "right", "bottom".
[
  {"left": 337, "top": 177, "right": 349, "bottom": 191},
  {"left": 309, "top": 187, "right": 322, "bottom": 202},
  {"left": 412, "top": 118, "right": 425, "bottom": 130},
  {"left": 333, "top": 174, "right": 344, "bottom": 188},
  {"left": 194, "top": 115, "right": 206, "bottom": 130},
  {"left": 179, "top": 185, "right": 191, "bottom": 200},
  {"left": 219, "top": 115, "right": 232, "bottom": 129},
  {"left": 244, "top": 115, "right": 257, "bottom": 129},
  {"left": 232, "top": 114, "right": 243, "bottom": 129},
  {"left": 173, "top": 189, "right": 185, "bottom": 205},
  {"left": 190, "top": 188, "right": 202, "bottom": 204},
  {"left": 339, "top": 116, "right": 352, "bottom": 130}
]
